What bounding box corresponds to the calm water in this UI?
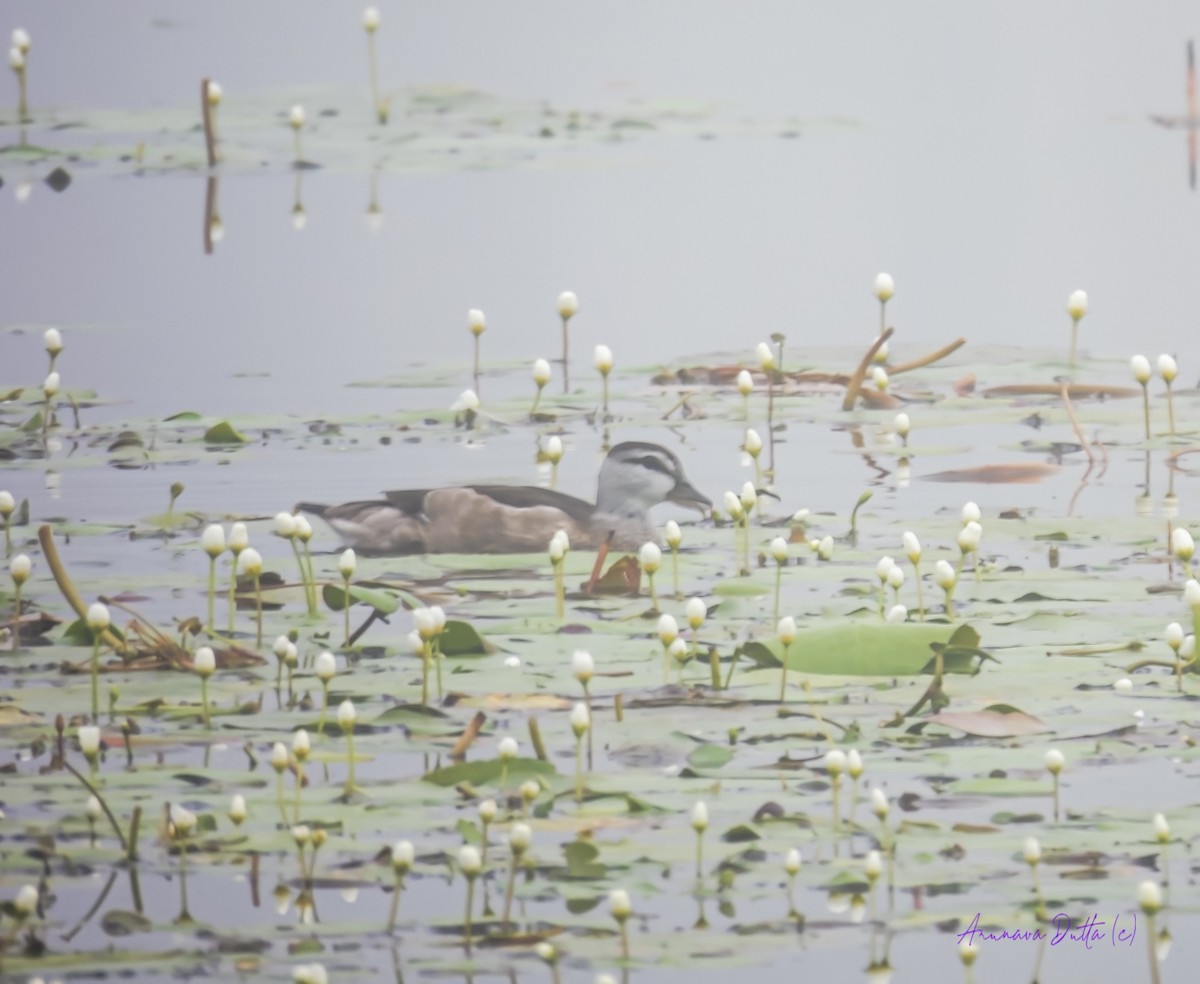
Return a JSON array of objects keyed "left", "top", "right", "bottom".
[{"left": 2, "top": 4, "right": 1198, "bottom": 983}]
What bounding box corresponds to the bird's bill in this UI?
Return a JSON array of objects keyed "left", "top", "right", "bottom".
[{"left": 667, "top": 480, "right": 712, "bottom": 514}]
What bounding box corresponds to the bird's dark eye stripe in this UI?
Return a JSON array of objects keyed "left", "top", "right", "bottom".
[{"left": 634, "top": 455, "right": 675, "bottom": 477}]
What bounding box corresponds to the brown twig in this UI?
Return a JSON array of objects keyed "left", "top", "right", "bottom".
[
  {"left": 1059, "top": 378, "right": 1095, "bottom": 463},
  {"left": 841, "top": 328, "right": 895, "bottom": 411},
  {"left": 886, "top": 337, "right": 967, "bottom": 375},
  {"left": 38, "top": 525, "right": 129, "bottom": 656},
  {"left": 450, "top": 711, "right": 486, "bottom": 761}
]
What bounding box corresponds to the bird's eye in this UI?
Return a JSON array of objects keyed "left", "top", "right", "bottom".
[{"left": 633, "top": 455, "right": 674, "bottom": 477}]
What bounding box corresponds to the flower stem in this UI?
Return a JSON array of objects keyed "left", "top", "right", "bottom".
[
  {"left": 200, "top": 677, "right": 211, "bottom": 729},
  {"left": 779, "top": 641, "right": 790, "bottom": 703},
  {"left": 463, "top": 877, "right": 476, "bottom": 954},
  {"left": 207, "top": 556, "right": 217, "bottom": 631},
  {"left": 344, "top": 727, "right": 357, "bottom": 796},
  {"left": 911, "top": 560, "right": 925, "bottom": 621},
  {"left": 318, "top": 681, "right": 329, "bottom": 736},
  {"left": 91, "top": 633, "right": 101, "bottom": 722},
  {"left": 502, "top": 854, "right": 519, "bottom": 929},
  {"left": 253, "top": 574, "right": 263, "bottom": 649},
  {"left": 1142, "top": 383, "right": 1151, "bottom": 441},
  {"left": 11, "top": 581, "right": 21, "bottom": 653},
  {"left": 575, "top": 735, "right": 584, "bottom": 802},
  {"left": 387, "top": 873, "right": 405, "bottom": 931}
]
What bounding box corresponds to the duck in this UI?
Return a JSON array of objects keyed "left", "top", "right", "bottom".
[{"left": 297, "top": 441, "right": 711, "bottom": 555}]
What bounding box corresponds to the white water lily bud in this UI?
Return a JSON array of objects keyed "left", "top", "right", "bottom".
[
  {"left": 902, "top": 532, "right": 921, "bottom": 564},
  {"left": 293, "top": 515, "right": 312, "bottom": 541},
  {"left": 608, "top": 888, "right": 632, "bottom": 920},
  {"left": 865, "top": 849, "right": 883, "bottom": 880},
  {"left": 934, "top": 559, "right": 956, "bottom": 590},
  {"left": 686, "top": 597, "right": 706, "bottom": 630},
  {"left": 544, "top": 436, "right": 564, "bottom": 464},
  {"left": 690, "top": 801, "right": 709, "bottom": 832},
  {"left": 8, "top": 46, "right": 24, "bottom": 71},
  {"left": 1165, "top": 622, "right": 1185, "bottom": 652},
  {"left": 873, "top": 272, "right": 895, "bottom": 303},
  {"left": 509, "top": 822, "right": 532, "bottom": 853},
  {"left": 272, "top": 635, "right": 291, "bottom": 662},
  {"left": 337, "top": 699, "right": 356, "bottom": 729},
  {"left": 558, "top": 290, "right": 578, "bottom": 319},
  {"left": 392, "top": 839, "right": 414, "bottom": 872},
  {"left": 533, "top": 358, "right": 552, "bottom": 387},
  {"left": 593, "top": 344, "right": 614, "bottom": 375},
  {"left": 572, "top": 649, "right": 594, "bottom": 683},
  {"left": 316, "top": 651, "right": 337, "bottom": 682},
  {"left": 274, "top": 511, "right": 297, "bottom": 538},
  {"left": 784, "top": 848, "right": 801, "bottom": 875},
  {"left": 1157, "top": 353, "right": 1178, "bottom": 383},
  {"left": 87, "top": 602, "right": 110, "bottom": 630},
  {"left": 1153, "top": 813, "right": 1170, "bottom": 843},
  {"left": 86, "top": 794, "right": 102, "bottom": 820},
  {"left": 668, "top": 637, "right": 688, "bottom": 665},
  {"left": 958, "top": 937, "right": 977, "bottom": 968},
  {"left": 847, "top": 748, "right": 864, "bottom": 779},
  {"left": 871, "top": 366, "right": 889, "bottom": 392},
  {"left": 657, "top": 613, "right": 679, "bottom": 646},
  {"left": 876, "top": 556, "right": 896, "bottom": 582},
  {"left": 886, "top": 604, "right": 908, "bottom": 623},
  {"left": 271, "top": 742, "right": 289, "bottom": 773},
  {"left": 467, "top": 308, "right": 486, "bottom": 336},
  {"left": 458, "top": 844, "right": 482, "bottom": 876},
  {"left": 817, "top": 535, "right": 834, "bottom": 561},
  {"left": 337, "top": 548, "right": 357, "bottom": 580},
  {"left": 78, "top": 725, "right": 101, "bottom": 756},
  {"left": 289, "top": 104, "right": 305, "bottom": 129},
  {"left": 229, "top": 522, "right": 248, "bottom": 553},
  {"left": 519, "top": 779, "right": 539, "bottom": 804},
  {"left": 777, "top": 615, "right": 797, "bottom": 645},
  {"left": 498, "top": 736, "right": 519, "bottom": 761},
  {"left": 770, "top": 536, "right": 789, "bottom": 563},
  {"left": 548, "top": 533, "right": 566, "bottom": 563},
  {"left": 1138, "top": 880, "right": 1163, "bottom": 915},
  {"left": 413, "top": 607, "right": 436, "bottom": 639},
  {"left": 292, "top": 728, "right": 311, "bottom": 761},
  {"left": 1186, "top": 579, "right": 1200, "bottom": 607},
  {"left": 14, "top": 883, "right": 38, "bottom": 917},
  {"left": 871, "top": 787, "right": 889, "bottom": 820},
  {"left": 12, "top": 28, "right": 30, "bottom": 54},
  {"left": 1044, "top": 749, "right": 1064, "bottom": 775},
  {"left": 229, "top": 793, "right": 247, "bottom": 825},
  {"left": 886, "top": 565, "right": 905, "bottom": 590},
  {"left": 291, "top": 824, "right": 311, "bottom": 847},
  {"left": 638, "top": 541, "right": 662, "bottom": 573},
  {"left": 664, "top": 520, "right": 682, "bottom": 550},
  {"left": 570, "top": 700, "right": 590, "bottom": 737},
  {"left": 961, "top": 501, "right": 981, "bottom": 524},
  {"left": 824, "top": 748, "right": 847, "bottom": 776},
  {"left": 1023, "top": 836, "right": 1041, "bottom": 866},
  {"left": 1183, "top": 634, "right": 1196, "bottom": 658},
  {"left": 363, "top": 7, "right": 381, "bottom": 33},
  {"left": 237, "top": 547, "right": 263, "bottom": 576},
  {"left": 43, "top": 327, "right": 62, "bottom": 356},
  {"left": 723, "top": 490, "right": 744, "bottom": 520},
  {"left": 170, "top": 804, "right": 197, "bottom": 837},
  {"left": 736, "top": 369, "right": 753, "bottom": 396},
  {"left": 740, "top": 481, "right": 757, "bottom": 512},
  {"left": 893, "top": 411, "right": 910, "bottom": 438},
  {"left": 755, "top": 342, "right": 776, "bottom": 372},
  {"left": 1114, "top": 677, "right": 1133, "bottom": 693},
  {"left": 957, "top": 521, "right": 982, "bottom": 553},
  {"left": 476, "top": 799, "right": 497, "bottom": 825},
  {"left": 293, "top": 963, "right": 328, "bottom": 984},
  {"left": 1132, "top": 354, "right": 1152, "bottom": 384},
  {"left": 453, "top": 389, "right": 480, "bottom": 412},
  {"left": 194, "top": 646, "right": 216, "bottom": 677},
  {"left": 1171, "top": 527, "right": 1194, "bottom": 562},
  {"left": 0, "top": 490, "right": 13, "bottom": 516},
  {"left": 1067, "top": 289, "right": 1088, "bottom": 321},
  {"left": 744, "top": 428, "right": 763, "bottom": 457},
  {"left": 43, "top": 371, "right": 60, "bottom": 399},
  {"left": 201, "top": 524, "right": 226, "bottom": 558},
  {"left": 207, "top": 80, "right": 223, "bottom": 106}
]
